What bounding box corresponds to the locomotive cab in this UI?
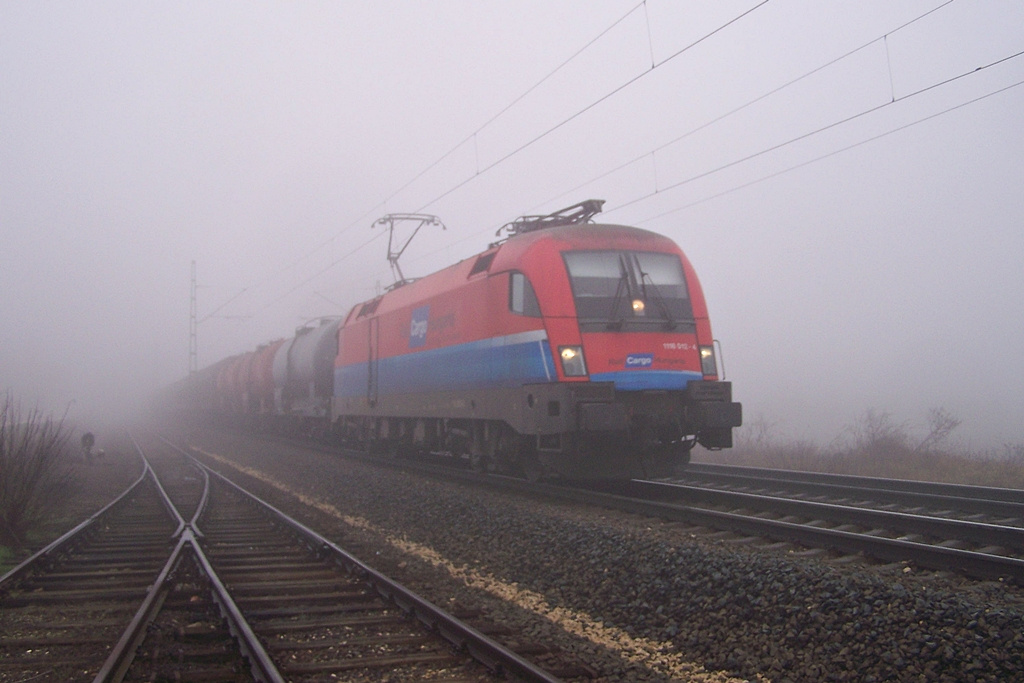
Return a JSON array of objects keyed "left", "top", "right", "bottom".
[
  {"left": 509, "top": 222, "right": 741, "bottom": 478},
  {"left": 562, "top": 246, "right": 740, "bottom": 449}
]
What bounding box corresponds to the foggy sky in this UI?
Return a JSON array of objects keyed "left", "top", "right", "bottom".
[{"left": 2, "top": 1, "right": 1022, "bottom": 451}]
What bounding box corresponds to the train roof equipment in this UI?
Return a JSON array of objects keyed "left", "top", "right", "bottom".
[
  {"left": 494, "top": 199, "right": 605, "bottom": 244},
  {"left": 372, "top": 213, "right": 446, "bottom": 288}
]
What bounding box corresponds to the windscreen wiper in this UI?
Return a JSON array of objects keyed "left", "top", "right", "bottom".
[
  {"left": 635, "top": 256, "right": 678, "bottom": 330},
  {"left": 606, "top": 255, "right": 630, "bottom": 330}
]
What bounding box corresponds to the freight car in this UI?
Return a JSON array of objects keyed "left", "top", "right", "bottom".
[{"left": 173, "top": 200, "right": 741, "bottom": 480}]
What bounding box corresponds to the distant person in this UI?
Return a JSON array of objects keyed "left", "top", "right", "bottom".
[{"left": 81, "top": 432, "right": 95, "bottom": 464}]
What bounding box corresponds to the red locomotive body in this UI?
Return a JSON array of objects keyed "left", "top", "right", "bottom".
[{"left": 332, "top": 202, "right": 741, "bottom": 479}]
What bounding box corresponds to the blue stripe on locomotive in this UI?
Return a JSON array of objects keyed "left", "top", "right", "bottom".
[
  {"left": 590, "top": 370, "right": 704, "bottom": 391},
  {"left": 336, "top": 330, "right": 557, "bottom": 398}
]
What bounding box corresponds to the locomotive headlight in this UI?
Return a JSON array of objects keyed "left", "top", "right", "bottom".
[
  {"left": 700, "top": 345, "right": 717, "bottom": 376},
  {"left": 559, "top": 346, "right": 588, "bottom": 377},
  {"left": 631, "top": 298, "right": 645, "bottom": 315}
]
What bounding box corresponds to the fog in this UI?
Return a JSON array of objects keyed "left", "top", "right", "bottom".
[{"left": 2, "top": 1, "right": 1022, "bottom": 450}]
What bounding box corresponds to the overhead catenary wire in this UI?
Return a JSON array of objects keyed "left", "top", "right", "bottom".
[
  {"left": 387, "top": 1, "right": 651, "bottom": 209},
  {"left": 608, "top": 45, "right": 1024, "bottom": 216},
  {"left": 195, "top": 1, "right": 654, "bottom": 329},
  {"left": 203, "top": 0, "right": 1021, "bottom": 349},
  {"left": 201, "top": 0, "right": 929, "bottom": 328},
  {"left": 628, "top": 76, "right": 1024, "bottom": 226},
  {"left": 203, "top": 1, "right": 775, "bottom": 331},
  {"left": 412, "top": 0, "right": 772, "bottom": 215},
  {"left": 401, "top": 61, "right": 1020, "bottom": 275},
  {"left": 531, "top": 0, "right": 956, "bottom": 213},
  {"left": 246, "top": 6, "right": 665, "bottom": 318},
  {"left": 403, "top": 2, "right": 1019, "bottom": 268},
  {"left": 267, "top": 230, "right": 386, "bottom": 309}
]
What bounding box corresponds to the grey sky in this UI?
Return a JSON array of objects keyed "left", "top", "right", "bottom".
[{"left": 2, "top": 1, "right": 1022, "bottom": 449}]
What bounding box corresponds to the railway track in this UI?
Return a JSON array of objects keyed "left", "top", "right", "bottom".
[
  {"left": 204, "top": 432, "right": 1024, "bottom": 583},
  {"left": 317, "top": 446, "right": 1024, "bottom": 583},
  {"left": 0, "top": 466, "right": 181, "bottom": 681},
  {"left": 613, "top": 476, "right": 1024, "bottom": 582},
  {"left": 675, "top": 462, "right": 1024, "bottom": 524},
  {"left": 0, "top": 437, "right": 565, "bottom": 682},
  {"left": 168, "top": 429, "right": 1024, "bottom": 682}
]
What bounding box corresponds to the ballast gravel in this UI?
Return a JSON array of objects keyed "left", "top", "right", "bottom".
[{"left": 187, "top": 430, "right": 1024, "bottom": 682}]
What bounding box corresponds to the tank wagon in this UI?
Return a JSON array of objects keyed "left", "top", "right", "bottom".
[
  {"left": 171, "top": 201, "right": 741, "bottom": 480},
  {"left": 272, "top": 317, "right": 342, "bottom": 424}
]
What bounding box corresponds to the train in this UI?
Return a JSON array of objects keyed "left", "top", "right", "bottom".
[{"left": 169, "top": 200, "right": 742, "bottom": 480}]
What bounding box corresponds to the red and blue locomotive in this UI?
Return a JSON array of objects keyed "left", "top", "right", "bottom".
[
  {"left": 331, "top": 200, "right": 741, "bottom": 479},
  {"left": 170, "top": 200, "right": 740, "bottom": 480}
]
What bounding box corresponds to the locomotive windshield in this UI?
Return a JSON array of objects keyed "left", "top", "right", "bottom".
[{"left": 563, "top": 250, "right": 695, "bottom": 332}]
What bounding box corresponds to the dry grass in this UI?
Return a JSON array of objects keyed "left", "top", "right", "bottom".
[{"left": 694, "top": 408, "right": 1024, "bottom": 490}]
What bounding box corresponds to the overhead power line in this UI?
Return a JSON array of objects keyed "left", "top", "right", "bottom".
[
  {"left": 533, "top": 0, "right": 956, "bottom": 212},
  {"left": 403, "top": 1, "right": 1020, "bottom": 268},
  {"left": 609, "top": 45, "right": 1024, "bottom": 216},
  {"left": 413, "top": 0, "right": 772, "bottom": 214},
  {"left": 196, "top": 1, "right": 654, "bottom": 327},
  {"left": 387, "top": 1, "right": 650, "bottom": 206},
  {"left": 631, "top": 76, "right": 1024, "bottom": 225},
  {"left": 201, "top": 0, "right": 1020, "bottom": 340}
]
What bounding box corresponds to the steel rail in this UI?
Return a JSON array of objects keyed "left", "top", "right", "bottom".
[
  {"left": 186, "top": 445, "right": 564, "bottom": 683},
  {"left": 628, "top": 480, "right": 1024, "bottom": 552},
  {"left": 175, "top": 432, "right": 1024, "bottom": 582},
  {"left": 686, "top": 462, "right": 1024, "bottom": 503},
  {"left": 325, "top": 445, "right": 1024, "bottom": 580},
  {"left": 129, "top": 433, "right": 188, "bottom": 537},
  {"left": 529, "top": 481, "right": 1024, "bottom": 582},
  {"left": 352, "top": 460, "right": 1024, "bottom": 583},
  {"left": 91, "top": 534, "right": 188, "bottom": 683},
  {"left": 94, "top": 436, "right": 284, "bottom": 683},
  {"left": 679, "top": 463, "right": 1024, "bottom": 519},
  {"left": 93, "top": 529, "right": 285, "bottom": 683},
  {"left": 186, "top": 528, "right": 286, "bottom": 683},
  {"left": 0, "top": 457, "right": 148, "bottom": 592},
  {"left": 188, "top": 454, "right": 211, "bottom": 535}
]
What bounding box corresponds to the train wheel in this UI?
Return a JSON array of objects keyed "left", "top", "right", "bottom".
[
  {"left": 484, "top": 424, "right": 515, "bottom": 475},
  {"left": 470, "top": 450, "right": 491, "bottom": 473},
  {"left": 519, "top": 453, "right": 543, "bottom": 482}
]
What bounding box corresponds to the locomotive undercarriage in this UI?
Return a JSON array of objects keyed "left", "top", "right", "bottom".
[{"left": 331, "top": 379, "right": 740, "bottom": 480}]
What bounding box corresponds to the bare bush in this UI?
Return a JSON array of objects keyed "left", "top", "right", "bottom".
[
  {"left": 1002, "top": 443, "right": 1024, "bottom": 463},
  {"left": 914, "top": 407, "right": 962, "bottom": 453},
  {"left": 764, "top": 438, "right": 822, "bottom": 471},
  {"left": 733, "top": 414, "right": 778, "bottom": 452},
  {"left": 701, "top": 406, "right": 1024, "bottom": 488},
  {"left": 719, "top": 415, "right": 823, "bottom": 470},
  {"left": 837, "top": 408, "right": 911, "bottom": 458},
  {"left": 0, "top": 394, "right": 74, "bottom": 548}
]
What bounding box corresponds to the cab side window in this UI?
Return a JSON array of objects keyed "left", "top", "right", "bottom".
[{"left": 509, "top": 272, "right": 541, "bottom": 317}]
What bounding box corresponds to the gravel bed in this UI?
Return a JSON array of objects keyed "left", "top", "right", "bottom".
[{"left": 186, "top": 429, "right": 1024, "bottom": 682}]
